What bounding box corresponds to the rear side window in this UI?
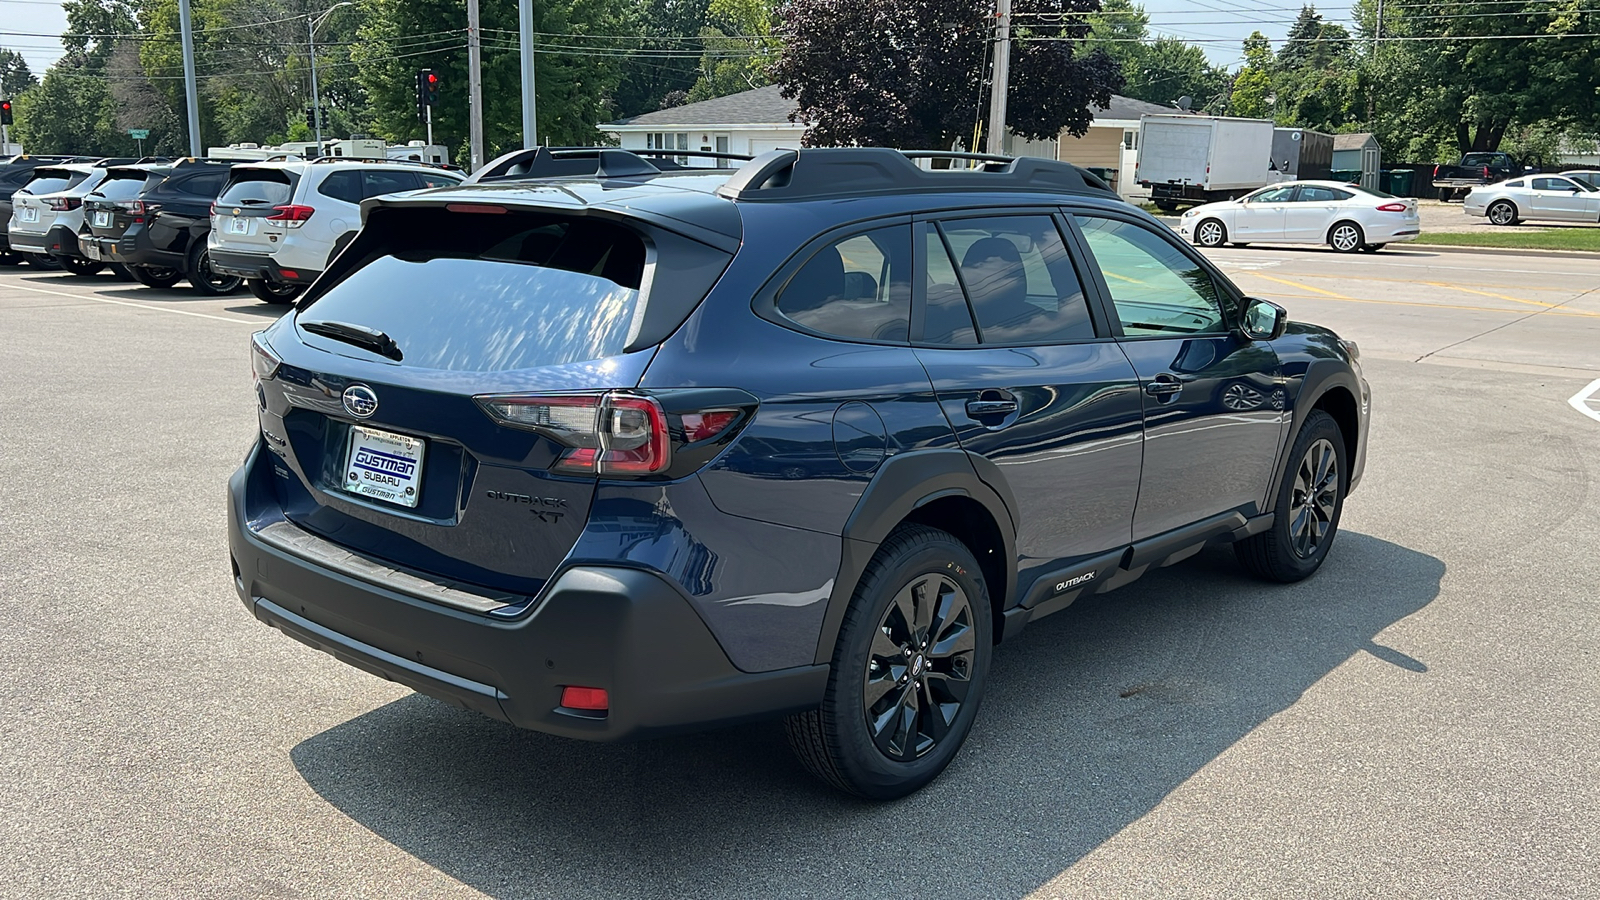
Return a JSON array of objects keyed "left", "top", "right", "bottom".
[
  {"left": 362, "top": 170, "right": 415, "bottom": 199},
  {"left": 1075, "top": 215, "right": 1226, "bottom": 336},
  {"left": 1297, "top": 186, "right": 1352, "bottom": 202},
  {"left": 415, "top": 172, "right": 461, "bottom": 189},
  {"left": 90, "top": 175, "right": 149, "bottom": 200},
  {"left": 776, "top": 225, "right": 911, "bottom": 342},
  {"left": 936, "top": 215, "right": 1095, "bottom": 344},
  {"left": 23, "top": 170, "right": 87, "bottom": 194},
  {"left": 299, "top": 214, "right": 651, "bottom": 371},
  {"left": 317, "top": 170, "right": 363, "bottom": 204},
  {"left": 218, "top": 170, "right": 295, "bottom": 207},
  {"left": 171, "top": 170, "right": 228, "bottom": 198}
]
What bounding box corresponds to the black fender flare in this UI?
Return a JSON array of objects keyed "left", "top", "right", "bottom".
[
  {"left": 1267, "top": 359, "right": 1363, "bottom": 512},
  {"left": 811, "top": 449, "right": 1018, "bottom": 664}
]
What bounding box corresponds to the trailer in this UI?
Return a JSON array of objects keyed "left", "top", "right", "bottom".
[
  {"left": 1268, "top": 128, "right": 1333, "bottom": 182},
  {"left": 1136, "top": 114, "right": 1275, "bottom": 210}
]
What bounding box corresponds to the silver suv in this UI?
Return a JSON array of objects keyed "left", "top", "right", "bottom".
[{"left": 209, "top": 158, "right": 462, "bottom": 304}]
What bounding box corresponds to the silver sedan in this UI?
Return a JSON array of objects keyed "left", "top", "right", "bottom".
[
  {"left": 1464, "top": 174, "right": 1600, "bottom": 225},
  {"left": 1178, "top": 180, "right": 1420, "bottom": 253}
]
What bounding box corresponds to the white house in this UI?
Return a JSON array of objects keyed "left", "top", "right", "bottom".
[{"left": 603, "top": 85, "right": 1167, "bottom": 198}]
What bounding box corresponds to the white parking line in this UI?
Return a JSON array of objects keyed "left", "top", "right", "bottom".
[
  {"left": 1569, "top": 378, "right": 1600, "bottom": 424},
  {"left": 0, "top": 280, "right": 259, "bottom": 325}
]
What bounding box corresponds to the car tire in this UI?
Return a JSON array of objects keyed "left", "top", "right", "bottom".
[
  {"left": 60, "top": 256, "right": 105, "bottom": 276},
  {"left": 0, "top": 250, "right": 23, "bottom": 266},
  {"left": 1358, "top": 243, "right": 1386, "bottom": 253},
  {"left": 187, "top": 243, "right": 244, "bottom": 295},
  {"left": 1487, "top": 201, "right": 1518, "bottom": 227},
  {"left": 1231, "top": 242, "right": 1251, "bottom": 248},
  {"left": 1437, "top": 188, "right": 1453, "bottom": 202},
  {"left": 128, "top": 265, "right": 184, "bottom": 289},
  {"left": 784, "top": 523, "right": 993, "bottom": 799},
  {"left": 1155, "top": 200, "right": 1179, "bottom": 213},
  {"left": 23, "top": 253, "right": 60, "bottom": 270},
  {"left": 1234, "top": 409, "right": 1346, "bottom": 583},
  {"left": 246, "top": 277, "right": 304, "bottom": 305},
  {"left": 1328, "top": 221, "right": 1364, "bottom": 253},
  {"left": 1194, "top": 218, "right": 1227, "bottom": 248}
]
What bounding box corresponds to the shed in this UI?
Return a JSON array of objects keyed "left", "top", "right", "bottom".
[{"left": 1332, "top": 133, "right": 1382, "bottom": 190}]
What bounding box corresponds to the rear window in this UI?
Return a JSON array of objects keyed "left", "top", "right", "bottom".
[
  {"left": 299, "top": 214, "right": 650, "bottom": 371},
  {"left": 217, "top": 169, "right": 296, "bottom": 207},
  {"left": 1346, "top": 183, "right": 1397, "bottom": 199},
  {"left": 24, "top": 170, "right": 88, "bottom": 195},
  {"left": 91, "top": 174, "right": 155, "bottom": 200},
  {"left": 1461, "top": 154, "right": 1506, "bottom": 167}
]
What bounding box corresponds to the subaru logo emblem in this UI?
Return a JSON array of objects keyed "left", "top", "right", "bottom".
[{"left": 342, "top": 384, "right": 378, "bottom": 418}]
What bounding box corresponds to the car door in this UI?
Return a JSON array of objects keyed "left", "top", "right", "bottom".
[
  {"left": 1281, "top": 184, "right": 1352, "bottom": 242},
  {"left": 1530, "top": 177, "right": 1588, "bottom": 221},
  {"left": 1230, "top": 185, "right": 1296, "bottom": 241},
  {"left": 910, "top": 212, "right": 1145, "bottom": 585},
  {"left": 1070, "top": 212, "right": 1286, "bottom": 541}
]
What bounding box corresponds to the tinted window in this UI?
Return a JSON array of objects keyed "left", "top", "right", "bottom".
[
  {"left": 1298, "top": 186, "right": 1352, "bottom": 202},
  {"left": 218, "top": 170, "right": 295, "bottom": 206},
  {"left": 23, "top": 170, "right": 87, "bottom": 194},
  {"left": 938, "top": 216, "right": 1095, "bottom": 344},
  {"left": 317, "top": 170, "right": 363, "bottom": 204},
  {"left": 362, "top": 170, "right": 416, "bottom": 199},
  {"left": 1075, "top": 215, "right": 1226, "bottom": 336},
  {"left": 776, "top": 225, "right": 911, "bottom": 342},
  {"left": 90, "top": 174, "right": 150, "bottom": 200},
  {"left": 415, "top": 172, "right": 462, "bottom": 189},
  {"left": 1533, "top": 177, "right": 1574, "bottom": 192},
  {"left": 299, "top": 215, "right": 648, "bottom": 371},
  {"left": 1248, "top": 186, "right": 1297, "bottom": 203},
  {"left": 175, "top": 171, "right": 229, "bottom": 198},
  {"left": 923, "top": 229, "right": 977, "bottom": 345},
  {"left": 1505, "top": 179, "right": 1525, "bottom": 188},
  {"left": 1346, "top": 183, "right": 1397, "bottom": 199},
  {"left": 1462, "top": 153, "right": 1507, "bottom": 167}
]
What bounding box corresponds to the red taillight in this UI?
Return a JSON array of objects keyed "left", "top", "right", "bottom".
[
  {"left": 209, "top": 202, "right": 217, "bottom": 216},
  {"left": 1483, "top": 166, "right": 1490, "bottom": 178},
  {"left": 46, "top": 197, "right": 81, "bottom": 211},
  {"left": 266, "top": 204, "right": 314, "bottom": 227},
  {"left": 560, "top": 686, "right": 609, "bottom": 711},
  {"left": 250, "top": 331, "right": 280, "bottom": 382},
  {"left": 1432, "top": 165, "right": 1439, "bottom": 177},
  {"left": 681, "top": 409, "right": 738, "bottom": 443},
  {"left": 1376, "top": 202, "right": 1407, "bottom": 212},
  {"left": 474, "top": 392, "right": 680, "bottom": 476},
  {"left": 115, "top": 199, "right": 146, "bottom": 215}
]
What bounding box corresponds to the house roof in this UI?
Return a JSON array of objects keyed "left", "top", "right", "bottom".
[
  {"left": 1333, "top": 132, "right": 1379, "bottom": 150},
  {"left": 608, "top": 85, "right": 1170, "bottom": 130},
  {"left": 609, "top": 85, "right": 800, "bottom": 128}
]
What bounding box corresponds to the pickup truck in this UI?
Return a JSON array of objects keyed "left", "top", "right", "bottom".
[{"left": 1433, "top": 152, "right": 1527, "bottom": 201}]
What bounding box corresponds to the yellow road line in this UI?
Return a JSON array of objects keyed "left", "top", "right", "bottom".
[
  {"left": 1243, "top": 271, "right": 1353, "bottom": 298},
  {"left": 1243, "top": 289, "right": 1600, "bottom": 319},
  {"left": 1264, "top": 272, "right": 1572, "bottom": 293},
  {"left": 1422, "top": 281, "right": 1562, "bottom": 309}
]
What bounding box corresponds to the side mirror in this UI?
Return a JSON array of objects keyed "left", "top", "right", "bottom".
[{"left": 1240, "top": 297, "right": 1288, "bottom": 341}]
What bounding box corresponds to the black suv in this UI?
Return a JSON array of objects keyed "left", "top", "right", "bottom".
[
  {"left": 0, "top": 155, "right": 87, "bottom": 267},
  {"left": 81, "top": 159, "right": 241, "bottom": 294},
  {"left": 229, "top": 147, "right": 1370, "bottom": 798}
]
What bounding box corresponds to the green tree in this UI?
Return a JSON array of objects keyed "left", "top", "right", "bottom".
[
  {"left": 1086, "top": 1, "right": 1226, "bottom": 109},
  {"left": 610, "top": 0, "right": 710, "bottom": 117},
  {"left": 686, "top": 0, "right": 776, "bottom": 103},
  {"left": 1, "top": 48, "right": 38, "bottom": 98},
  {"left": 1228, "top": 32, "right": 1274, "bottom": 118}
]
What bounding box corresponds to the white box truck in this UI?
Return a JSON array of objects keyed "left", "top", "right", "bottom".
[{"left": 1136, "top": 115, "right": 1275, "bottom": 210}]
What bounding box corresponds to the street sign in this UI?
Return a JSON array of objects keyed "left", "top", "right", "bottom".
[{"left": 128, "top": 129, "right": 150, "bottom": 139}]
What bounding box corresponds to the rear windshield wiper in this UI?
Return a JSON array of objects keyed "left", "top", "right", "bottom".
[{"left": 300, "top": 319, "right": 404, "bottom": 361}]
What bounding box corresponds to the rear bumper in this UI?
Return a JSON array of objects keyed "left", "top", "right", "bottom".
[
  {"left": 44, "top": 224, "right": 90, "bottom": 261},
  {"left": 210, "top": 248, "right": 318, "bottom": 284},
  {"left": 228, "top": 443, "right": 828, "bottom": 740},
  {"left": 6, "top": 227, "right": 47, "bottom": 254},
  {"left": 85, "top": 229, "right": 184, "bottom": 269}
]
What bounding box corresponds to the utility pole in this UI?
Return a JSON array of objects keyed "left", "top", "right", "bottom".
[
  {"left": 1366, "top": 0, "right": 1383, "bottom": 125},
  {"left": 467, "top": 0, "right": 485, "bottom": 170},
  {"left": 310, "top": 4, "right": 354, "bottom": 156},
  {"left": 985, "top": 0, "right": 1012, "bottom": 156},
  {"left": 520, "top": 0, "right": 538, "bottom": 149},
  {"left": 178, "top": 0, "right": 201, "bottom": 156}
]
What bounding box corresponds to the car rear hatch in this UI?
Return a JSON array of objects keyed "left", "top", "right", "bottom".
[
  {"left": 10, "top": 167, "right": 88, "bottom": 235},
  {"left": 84, "top": 167, "right": 169, "bottom": 239},
  {"left": 212, "top": 166, "right": 301, "bottom": 256},
  {"left": 252, "top": 199, "right": 737, "bottom": 599}
]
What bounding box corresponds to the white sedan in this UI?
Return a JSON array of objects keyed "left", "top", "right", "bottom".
[
  {"left": 1464, "top": 174, "right": 1600, "bottom": 225},
  {"left": 1177, "top": 180, "right": 1421, "bottom": 253}
]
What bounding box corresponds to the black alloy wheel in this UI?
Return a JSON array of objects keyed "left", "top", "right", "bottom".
[
  {"left": 1235, "top": 409, "right": 1347, "bottom": 582},
  {"left": 188, "top": 244, "right": 244, "bottom": 296},
  {"left": 1194, "top": 218, "right": 1227, "bottom": 248},
  {"left": 1328, "top": 221, "right": 1364, "bottom": 253},
  {"left": 1487, "top": 201, "right": 1518, "bottom": 227},
  {"left": 60, "top": 256, "right": 105, "bottom": 276},
  {"left": 785, "top": 524, "right": 993, "bottom": 799},
  {"left": 129, "top": 265, "right": 184, "bottom": 289},
  {"left": 246, "top": 277, "right": 304, "bottom": 305}
]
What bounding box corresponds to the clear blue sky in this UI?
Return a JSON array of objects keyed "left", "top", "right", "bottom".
[{"left": 3, "top": 1, "right": 1348, "bottom": 79}]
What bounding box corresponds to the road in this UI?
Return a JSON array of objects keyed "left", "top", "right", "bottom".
[{"left": 1, "top": 246, "right": 1597, "bottom": 899}]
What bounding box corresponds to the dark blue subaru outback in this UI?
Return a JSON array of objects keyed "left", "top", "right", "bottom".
[{"left": 229, "top": 147, "right": 1369, "bottom": 798}]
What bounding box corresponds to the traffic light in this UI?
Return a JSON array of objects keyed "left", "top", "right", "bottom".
[
  {"left": 305, "top": 107, "right": 316, "bottom": 130},
  {"left": 1, "top": 99, "right": 13, "bottom": 126},
  {"left": 419, "top": 69, "right": 439, "bottom": 105}
]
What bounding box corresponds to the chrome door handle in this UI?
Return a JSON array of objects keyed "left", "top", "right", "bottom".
[
  {"left": 966, "top": 399, "right": 1018, "bottom": 417},
  {"left": 1144, "top": 378, "right": 1183, "bottom": 397}
]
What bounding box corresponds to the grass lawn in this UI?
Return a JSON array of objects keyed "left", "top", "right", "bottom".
[{"left": 1413, "top": 229, "right": 1600, "bottom": 252}]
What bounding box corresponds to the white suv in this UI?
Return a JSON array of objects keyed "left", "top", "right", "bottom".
[
  {"left": 6, "top": 163, "right": 109, "bottom": 273},
  {"left": 209, "top": 158, "right": 463, "bottom": 304}
]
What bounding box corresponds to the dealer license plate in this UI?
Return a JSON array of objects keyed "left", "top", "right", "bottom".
[
  {"left": 82, "top": 241, "right": 100, "bottom": 260},
  {"left": 20, "top": 207, "right": 38, "bottom": 223},
  {"left": 227, "top": 216, "right": 249, "bottom": 235},
  {"left": 342, "top": 425, "right": 426, "bottom": 508},
  {"left": 92, "top": 210, "right": 111, "bottom": 227}
]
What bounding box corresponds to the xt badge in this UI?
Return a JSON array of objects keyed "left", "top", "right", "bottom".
[{"left": 485, "top": 490, "right": 567, "bottom": 523}]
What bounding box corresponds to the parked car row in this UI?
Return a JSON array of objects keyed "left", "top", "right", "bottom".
[{"left": 1, "top": 153, "right": 463, "bottom": 303}]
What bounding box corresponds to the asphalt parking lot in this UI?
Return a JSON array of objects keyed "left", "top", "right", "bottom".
[{"left": 2, "top": 246, "right": 1598, "bottom": 898}]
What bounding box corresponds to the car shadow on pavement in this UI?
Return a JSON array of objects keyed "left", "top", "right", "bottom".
[{"left": 290, "top": 531, "right": 1441, "bottom": 899}]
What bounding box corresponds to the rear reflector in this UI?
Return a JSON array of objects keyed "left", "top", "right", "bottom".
[
  {"left": 560, "top": 686, "right": 609, "bottom": 711},
  {"left": 277, "top": 269, "right": 301, "bottom": 281},
  {"left": 681, "top": 409, "right": 739, "bottom": 443}
]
